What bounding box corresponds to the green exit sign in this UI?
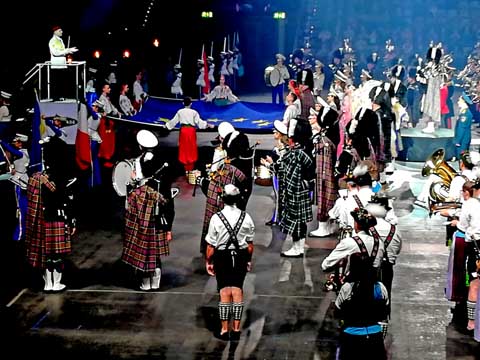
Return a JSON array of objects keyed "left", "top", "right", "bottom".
[
  {"left": 201, "top": 11, "right": 213, "bottom": 18},
  {"left": 273, "top": 11, "right": 286, "bottom": 19}
]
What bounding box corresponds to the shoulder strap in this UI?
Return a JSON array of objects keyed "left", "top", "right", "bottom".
[
  {"left": 352, "top": 194, "right": 363, "bottom": 209},
  {"left": 384, "top": 225, "right": 396, "bottom": 249},
  {"left": 216, "top": 211, "right": 246, "bottom": 250},
  {"left": 352, "top": 236, "right": 369, "bottom": 258},
  {"left": 353, "top": 233, "right": 379, "bottom": 261}
]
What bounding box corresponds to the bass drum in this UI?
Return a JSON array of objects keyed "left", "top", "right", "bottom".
[
  {"left": 264, "top": 66, "right": 281, "bottom": 87},
  {"left": 112, "top": 159, "right": 135, "bottom": 196}
]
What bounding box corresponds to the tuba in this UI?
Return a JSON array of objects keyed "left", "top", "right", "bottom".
[{"left": 421, "top": 148, "right": 460, "bottom": 214}]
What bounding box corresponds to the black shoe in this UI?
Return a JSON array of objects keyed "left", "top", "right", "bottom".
[
  {"left": 230, "top": 330, "right": 241, "bottom": 341},
  {"left": 214, "top": 331, "right": 230, "bottom": 341}
]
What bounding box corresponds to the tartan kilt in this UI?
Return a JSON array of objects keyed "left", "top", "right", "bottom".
[
  {"left": 279, "top": 188, "right": 312, "bottom": 237},
  {"left": 25, "top": 172, "right": 72, "bottom": 269},
  {"left": 122, "top": 185, "right": 169, "bottom": 272},
  {"left": 200, "top": 164, "right": 246, "bottom": 253},
  {"left": 315, "top": 138, "right": 337, "bottom": 222}
]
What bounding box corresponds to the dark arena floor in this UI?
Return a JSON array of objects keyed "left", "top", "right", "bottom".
[{"left": 1, "top": 97, "right": 480, "bottom": 359}]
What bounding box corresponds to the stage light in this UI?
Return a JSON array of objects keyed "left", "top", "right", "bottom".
[
  {"left": 201, "top": 11, "right": 213, "bottom": 18},
  {"left": 93, "top": 50, "right": 101, "bottom": 59},
  {"left": 273, "top": 11, "right": 286, "bottom": 20},
  {"left": 123, "top": 50, "right": 131, "bottom": 58},
  {"left": 153, "top": 38, "right": 160, "bottom": 47}
]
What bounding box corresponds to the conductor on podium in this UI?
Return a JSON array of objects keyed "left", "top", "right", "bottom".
[{"left": 48, "top": 25, "right": 78, "bottom": 101}]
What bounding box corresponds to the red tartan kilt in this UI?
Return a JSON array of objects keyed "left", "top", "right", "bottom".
[
  {"left": 122, "top": 231, "right": 169, "bottom": 272},
  {"left": 178, "top": 126, "right": 198, "bottom": 167},
  {"left": 44, "top": 221, "right": 72, "bottom": 254}
]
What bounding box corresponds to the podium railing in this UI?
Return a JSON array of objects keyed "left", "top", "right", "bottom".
[{"left": 23, "top": 61, "right": 86, "bottom": 103}]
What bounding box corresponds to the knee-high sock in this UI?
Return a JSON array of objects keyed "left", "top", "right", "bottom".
[
  {"left": 219, "top": 302, "right": 231, "bottom": 321},
  {"left": 232, "top": 302, "right": 244, "bottom": 321}
]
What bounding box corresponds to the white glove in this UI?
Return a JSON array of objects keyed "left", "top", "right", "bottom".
[
  {"left": 144, "top": 151, "right": 154, "bottom": 161},
  {"left": 68, "top": 47, "right": 79, "bottom": 54}
]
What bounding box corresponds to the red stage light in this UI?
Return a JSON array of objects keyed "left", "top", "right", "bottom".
[
  {"left": 93, "top": 50, "right": 101, "bottom": 59},
  {"left": 123, "top": 50, "right": 131, "bottom": 58}
]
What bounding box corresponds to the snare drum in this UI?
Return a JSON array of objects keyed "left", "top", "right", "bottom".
[
  {"left": 254, "top": 165, "right": 273, "bottom": 186},
  {"left": 264, "top": 66, "right": 281, "bottom": 87},
  {"left": 112, "top": 159, "right": 135, "bottom": 196}
]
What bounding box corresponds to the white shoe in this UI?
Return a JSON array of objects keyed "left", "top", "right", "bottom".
[
  {"left": 422, "top": 122, "right": 435, "bottom": 134},
  {"left": 384, "top": 162, "right": 395, "bottom": 175},
  {"left": 309, "top": 222, "right": 331, "bottom": 237},
  {"left": 151, "top": 268, "right": 161, "bottom": 290},
  {"left": 140, "top": 276, "right": 151, "bottom": 291},
  {"left": 281, "top": 240, "right": 304, "bottom": 258},
  {"left": 43, "top": 270, "right": 53, "bottom": 291},
  {"left": 51, "top": 269, "right": 66, "bottom": 292}
]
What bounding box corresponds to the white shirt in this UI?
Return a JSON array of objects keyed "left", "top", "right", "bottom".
[
  {"left": 204, "top": 85, "right": 239, "bottom": 103},
  {"left": 87, "top": 114, "right": 102, "bottom": 143},
  {"left": 205, "top": 204, "right": 255, "bottom": 250},
  {"left": 274, "top": 64, "right": 290, "bottom": 85},
  {"left": 119, "top": 94, "right": 135, "bottom": 116},
  {"left": 372, "top": 217, "right": 402, "bottom": 264},
  {"left": 12, "top": 148, "right": 30, "bottom": 189},
  {"left": 457, "top": 197, "right": 480, "bottom": 242},
  {"left": 133, "top": 80, "right": 147, "bottom": 102},
  {"left": 165, "top": 107, "right": 208, "bottom": 130},
  {"left": 321, "top": 230, "right": 385, "bottom": 271},
  {"left": 449, "top": 170, "right": 476, "bottom": 202},
  {"left": 0, "top": 105, "right": 10, "bottom": 121},
  {"left": 339, "top": 187, "right": 374, "bottom": 229},
  {"left": 283, "top": 104, "right": 300, "bottom": 127},
  {"left": 99, "top": 93, "right": 120, "bottom": 117}
]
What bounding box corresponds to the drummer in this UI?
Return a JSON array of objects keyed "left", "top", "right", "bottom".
[{"left": 271, "top": 53, "right": 291, "bottom": 105}]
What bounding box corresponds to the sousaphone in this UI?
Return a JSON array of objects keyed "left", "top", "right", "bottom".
[{"left": 421, "top": 148, "right": 460, "bottom": 214}]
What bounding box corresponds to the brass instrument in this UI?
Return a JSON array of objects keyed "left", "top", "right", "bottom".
[
  {"left": 422, "top": 148, "right": 460, "bottom": 214},
  {"left": 428, "top": 200, "right": 462, "bottom": 215}
]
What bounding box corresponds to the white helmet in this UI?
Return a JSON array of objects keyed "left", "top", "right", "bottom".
[{"left": 136, "top": 129, "right": 158, "bottom": 148}]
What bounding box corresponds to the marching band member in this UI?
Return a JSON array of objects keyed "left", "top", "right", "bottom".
[
  {"left": 321, "top": 207, "right": 384, "bottom": 279},
  {"left": 261, "top": 120, "right": 289, "bottom": 226},
  {"left": 366, "top": 195, "right": 402, "bottom": 317},
  {"left": 210, "top": 122, "right": 235, "bottom": 173},
  {"left": 272, "top": 53, "right": 290, "bottom": 105},
  {"left": 279, "top": 119, "right": 315, "bottom": 258},
  {"left": 297, "top": 69, "right": 315, "bottom": 120},
  {"left": 450, "top": 180, "right": 480, "bottom": 332},
  {"left": 198, "top": 153, "right": 247, "bottom": 256},
  {"left": 205, "top": 183, "right": 255, "bottom": 341},
  {"left": 25, "top": 136, "right": 76, "bottom": 292},
  {"left": 0, "top": 134, "right": 30, "bottom": 241},
  {"left": 308, "top": 101, "right": 339, "bottom": 238},
  {"left": 334, "top": 251, "right": 389, "bottom": 360},
  {"left": 222, "top": 129, "right": 254, "bottom": 210},
  {"left": 122, "top": 133, "right": 175, "bottom": 291}
]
